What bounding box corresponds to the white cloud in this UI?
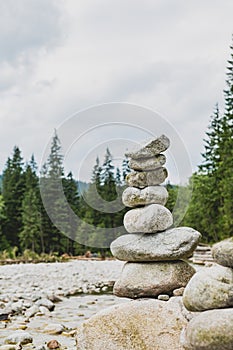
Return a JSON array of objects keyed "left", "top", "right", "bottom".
[{"left": 0, "top": 0, "right": 232, "bottom": 183}]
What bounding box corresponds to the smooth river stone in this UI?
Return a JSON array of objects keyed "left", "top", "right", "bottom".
[
  {"left": 181, "top": 308, "right": 233, "bottom": 350},
  {"left": 122, "top": 186, "right": 168, "bottom": 207},
  {"left": 125, "top": 134, "right": 170, "bottom": 159},
  {"left": 212, "top": 237, "right": 233, "bottom": 267},
  {"left": 110, "top": 227, "right": 201, "bottom": 261},
  {"left": 183, "top": 264, "right": 233, "bottom": 311},
  {"left": 126, "top": 168, "right": 168, "bottom": 188},
  {"left": 114, "top": 261, "right": 195, "bottom": 298},
  {"left": 124, "top": 204, "right": 173, "bottom": 233},
  {"left": 129, "top": 154, "right": 166, "bottom": 171},
  {"left": 76, "top": 298, "right": 188, "bottom": 350}
]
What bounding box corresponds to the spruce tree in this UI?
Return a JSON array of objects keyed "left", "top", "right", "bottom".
[
  {"left": 2, "top": 147, "right": 25, "bottom": 247},
  {"left": 19, "top": 157, "right": 42, "bottom": 253}
]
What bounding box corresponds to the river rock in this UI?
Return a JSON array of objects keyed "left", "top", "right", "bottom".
[
  {"left": 124, "top": 204, "right": 173, "bottom": 233},
  {"left": 129, "top": 154, "right": 166, "bottom": 171},
  {"left": 126, "top": 168, "right": 168, "bottom": 188},
  {"left": 5, "top": 331, "right": 33, "bottom": 345},
  {"left": 114, "top": 261, "right": 195, "bottom": 298},
  {"left": 181, "top": 308, "right": 233, "bottom": 350},
  {"left": 76, "top": 297, "right": 188, "bottom": 350},
  {"left": 122, "top": 186, "right": 168, "bottom": 207},
  {"left": 125, "top": 134, "right": 170, "bottom": 159},
  {"left": 35, "top": 298, "right": 55, "bottom": 311},
  {"left": 110, "top": 227, "right": 201, "bottom": 261},
  {"left": 212, "top": 237, "right": 233, "bottom": 268},
  {"left": 44, "top": 323, "right": 65, "bottom": 334},
  {"left": 183, "top": 264, "right": 233, "bottom": 311}
]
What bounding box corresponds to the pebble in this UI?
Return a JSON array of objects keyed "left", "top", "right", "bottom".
[
  {"left": 125, "top": 134, "right": 170, "bottom": 159},
  {"left": 126, "top": 168, "right": 168, "bottom": 188},
  {"left": 122, "top": 185, "right": 168, "bottom": 207}
]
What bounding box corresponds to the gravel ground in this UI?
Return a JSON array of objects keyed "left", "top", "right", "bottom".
[{"left": 0, "top": 260, "right": 126, "bottom": 349}]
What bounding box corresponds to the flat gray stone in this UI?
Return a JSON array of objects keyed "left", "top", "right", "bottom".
[
  {"left": 125, "top": 135, "right": 170, "bottom": 159},
  {"left": 181, "top": 308, "right": 233, "bottom": 350},
  {"left": 212, "top": 237, "right": 233, "bottom": 267},
  {"left": 183, "top": 264, "right": 233, "bottom": 311},
  {"left": 76, "top": 298, "right": 188, "bottom": 350},
  {"left": 124, "top": 204, "right": 173, "bottom": 233},
  {"left": 110, "top": 227, "right": 201, "bottom": 261},
  {"left": 126, "top": 168, "right": 168, "bottom": 188},
  {"left": 122, "top": 185, "right": 168, "bottom": 207},
  {"left": 5, "top": 331, "right": 33, "bottom": 345},
  {"left": 114, "top": 261, "right": 195, "bottom": 298},
  {"left": 129, "top": 154, "right": 166, "bottom": 171}
]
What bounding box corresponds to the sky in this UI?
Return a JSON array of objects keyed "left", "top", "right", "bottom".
[{"left": 0, "top": 0, "right": 233, "bottom": 184}]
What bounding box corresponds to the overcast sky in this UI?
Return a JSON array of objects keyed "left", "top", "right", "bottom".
[{"left": 0, "top": 0, "right": 232, "bottom": 183}]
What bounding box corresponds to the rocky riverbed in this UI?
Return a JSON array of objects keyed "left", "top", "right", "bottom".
[{"left": 0, "top": 260, "right": 128, "bottom": 349}]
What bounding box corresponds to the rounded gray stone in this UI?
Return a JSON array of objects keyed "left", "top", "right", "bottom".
[
  {"left": 125, "top": 134, "right": 170, "bottom": 159},
  {"left": 110, "top": 227, "right": 201, "bottom": 261},
  {"left": 126, "top": 168, "right": 168, "bottom": 188},
  {"left": 5, "top": 331, "right": 33, "bottom": 345},
  {"left": 76, "top": 298, "right": 188, "bottom": 350},
  {"left": 181, "top": 308, "right": 233, "bottom": 350},
  {"left": 183, "top": 264, "right": 233, "bottom": 311},
  {"left": 129, "top": 154, "right": 166, "bottom": 171},
  {"left": 122, "top": 185, "right": 168, "bottom": 207},
  {"left": 114, "top": 261, "right": 195, "bottom": 298},
  {"left": 123, "top": 204, "right": 173, "bottom": 233},
  {"left": 212, "top": 237, "right": 233, "bottom": 267}
]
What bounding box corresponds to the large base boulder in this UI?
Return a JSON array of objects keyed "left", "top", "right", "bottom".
[
  {"left": 114, "top": 261, "right": 195, "bottom": 298},
  {"left": 76, "top": 298, "right": 189, "bottom": 350}
]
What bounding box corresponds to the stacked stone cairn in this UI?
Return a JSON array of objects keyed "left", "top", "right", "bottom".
[
  {"left": 110, "top": 135, "right": 201, "bottom": 300},
  {"left": 181, "top": 237, "right": 233, "bottom": 350}
]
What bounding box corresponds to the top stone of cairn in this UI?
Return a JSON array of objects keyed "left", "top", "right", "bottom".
[{"left": 125, "top": 134, "right": 170, "bottom": 159}]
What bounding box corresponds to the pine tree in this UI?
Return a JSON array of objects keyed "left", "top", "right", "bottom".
[
  {"left": 122, "top": 157, "right": 131, "bottom": 181},
  {"left": 0, "top": 195, "right": 9, "bottom": 250},
  {"left": 19, "top": 157, "right": 42, "bottom": 252},
  {"left": 40, "top": 130, "right": 68, "bottom": 253},
  {"left": 2, "top": 147, "right": 25, "bottom": 247}
]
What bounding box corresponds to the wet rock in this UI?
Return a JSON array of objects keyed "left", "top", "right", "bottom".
[
  {"left": 129, "top": 154, "right": 166, "bottom": 170},
  {"left": 126, "top": 168, "right": 168, "bottom": 188},
  {"left": 124, "top": 204, "right": 173, "bottom": 233},
  {"left": 122, "top": 185, "right": 168, "bottom": 207},
  {"left": 125, "top": 135, "right": 170, "bottom": 159},
  {"left": 111, "top": 227, "right": 201, "bottom": 261},
  {"left": 114, "top": 261, "right": 195, "bottom": 298}
]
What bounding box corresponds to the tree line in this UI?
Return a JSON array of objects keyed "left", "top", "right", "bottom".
[
  {"left": 0, "top": 133, "right": 131, "bottom": 257},
  {"left": 0, "top": 40, "right": 232, "bottom": 257}
]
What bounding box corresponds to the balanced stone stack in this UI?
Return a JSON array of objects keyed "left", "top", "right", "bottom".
[
  {"left": 110, "top": 135, "right": 201, "bottom": 299},
  {"left": 181, "top": 237, "right": 233, "bottom": 350}
]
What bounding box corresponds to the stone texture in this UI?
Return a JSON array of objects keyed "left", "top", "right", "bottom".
[
  {"left": 110, "top": 227, "right": 201, "bottom": 261},
  {"left": 124, "top": 204, "right": 173, "bottom": 233},
  {"left": 76, "top": 297, "right": 188, "bottom": 350},
  {"left": 5, "top": 331, "right": 33, "bottom": 345},
  {"left": 212, "top": 237, "right": 233, "bottom": 267},
  {"left": 125, "top": 134, "right": 170, "bottom": 159},
  {"left": 122, "top": 186, "right": 168, "bottom": 207},
  {"left": 113, "top": 261, "right": 195, "bottom": 298},
  {"left": 126, "top": 168, "right": 168, "bottom": 188},
  {"left": 181, "top": 308, "right": 233, "bottom": 350},
  {"left": 129, "top": 154, "right": 166, "bottom": 171},
  {"left": 183, "top": 264, "right": 233, "bottom": 311}
]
